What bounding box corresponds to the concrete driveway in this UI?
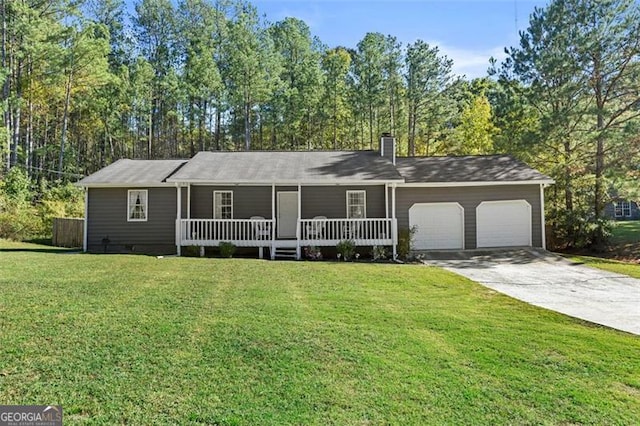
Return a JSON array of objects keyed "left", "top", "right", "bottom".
[{"left": 422, "top": 248, "right": 640, "bottom": 335}]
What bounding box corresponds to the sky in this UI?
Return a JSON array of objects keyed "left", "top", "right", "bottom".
[{"left": 251, "top": 0, "right": 549, "bottom": 78}]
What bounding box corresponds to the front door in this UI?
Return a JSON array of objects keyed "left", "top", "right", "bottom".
[{"left": 277, "top": 192, "right": 298, "bottom": 238}]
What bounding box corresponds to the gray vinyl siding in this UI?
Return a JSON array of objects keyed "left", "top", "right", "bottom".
[
  {"left": 188, "top": 185, "right": 387, "bottom": 219},
  {"left": 190, "top": 186, "right": 273, "bottom": 219},
  {"left": 87, "top": 187, "right": 178, "bottom": 254},
  {"left": 301, "top": 186, "right": 386, "bottom": 218},
  {"left": 604, "top": 201, "right": 640, "bottom": 220},
  {"left": 396, "top": 185, "right": 543, "bottom": 249}
]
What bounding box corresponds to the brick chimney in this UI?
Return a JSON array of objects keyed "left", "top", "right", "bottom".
[{"left": 380, "top": 133, "right": 396, "bottom": 165}]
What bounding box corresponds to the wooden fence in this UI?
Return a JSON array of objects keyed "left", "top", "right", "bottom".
[{"left": 52, "top": 218, "right": 84, "bottom": 248}]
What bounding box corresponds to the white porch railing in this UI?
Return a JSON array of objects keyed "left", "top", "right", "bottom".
[
  {"left": 179, "top": 218, "right": 274, "bottom": 247},
  {"left": 178, "top": 218, "right": 396, "bottom": 248},
  {"left": 299, "top": 218, "right": 395, "bottom": 246}
]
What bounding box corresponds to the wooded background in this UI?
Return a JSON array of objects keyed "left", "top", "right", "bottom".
[{"left": 1, "top": 0, "right": 639, "bottom": 247}]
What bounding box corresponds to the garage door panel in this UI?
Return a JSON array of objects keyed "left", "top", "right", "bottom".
[
  {"left": 409, "top": 203, "right": 464, "bottom": 250},
  {"left": 477, "top": 200, "right": 531, "bottom": 248}
]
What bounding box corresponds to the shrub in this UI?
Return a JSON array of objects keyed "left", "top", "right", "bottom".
[
  {"left": 219, "top": 242, "right": 236, "bottom": 258},
  {"left": 371, "top": 245, "right": 388, "bottom": 261},
  {"left": 304, "top": 246, "right": 323, "bottom": 260},
  {"left": 397, "top": 225, "right": 418, "bottom": 260},
  {"left": 0, "top": 198, "right": 45, "bottom": 240},
  {"left": 549, "top": 209, "right": 613, "bottom": 250},
  {"left": 336, "top": 239, "right": 356, "bottom": 261},
  {"left": 38, "top": 182, "right": 84, "bottom": 231}
]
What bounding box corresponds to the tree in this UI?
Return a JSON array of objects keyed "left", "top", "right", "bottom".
[
  {"left": 405, "top": 40, "right": 454, "bottom": 156},
  {"left": 501, "top": 0, "right": 640, "bottom": 248},
  {"left": 55, "top": 23, "right": 112, "bottom": 175},
  {"left": 320, "top": 47, "right": 351, "bottom": 149},
  {"left": 269, "top": 17, "right": 322, "bottom": 149},
  {"left": 452, "top": 92, "right": 498, "bottom": 155},
  {"left": 134, "top": 0, "right": 177, "bottom": 158},
  {"left": 226, "top": 1, "right": 279, "bottom": 150},
  {"left": 354, "top": 33, "right": 386, "bottom": 149},
  {"left": 178, "top": 0, "right": 223, "bottom": 155}
]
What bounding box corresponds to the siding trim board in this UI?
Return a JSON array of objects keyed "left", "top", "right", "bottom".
[
  {"left": 398, "top": 181, "right": 554, "bottom": 188},
  {"left": 181, "top": 180, "right": 400, "bottom": 186}
]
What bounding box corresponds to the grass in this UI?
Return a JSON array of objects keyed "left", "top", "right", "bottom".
[
  {"left": 611, "top": 220, "right": 640, "bottom": 246},
  {"left": 565, "top": 254, "right": 640, "bottom": 279},
  {"left": 1, "top": 240, "right": 640, "bottom": 424},
  {"left": 603, "top": 220, "right": 640, "bottom": 262}
]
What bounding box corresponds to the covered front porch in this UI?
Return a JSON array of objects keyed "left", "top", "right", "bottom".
[{"left": 174, "top": 183, "right": 398, "bottom": 260}]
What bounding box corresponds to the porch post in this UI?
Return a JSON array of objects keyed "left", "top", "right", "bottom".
[
  {"left": 540, "top": 184, "right": 547, "bottom": 250},
  {"left": 296, "top": 183, "right": 301, "bottom": 259},
  {"left": 187, "top": 183, "right": 191, "bottom": 219},
  {"left": 176, "top": 184, "right": 182, "bottom": 256},
  {"left": 83, "top": 188, "right": 88, "bottom": 252},
  {"left": 391, "top": 183, "right": 397, "bottom": 259},
  {"left": 271, "top": 184, "right": 276, "bottom": 260},
  {"left": 384, "top": 183, "right": 389, "bottom": 219}
]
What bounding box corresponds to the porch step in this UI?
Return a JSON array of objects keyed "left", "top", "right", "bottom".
[{"left": 272, "top": 247, "right": 298, "bottom": 260}]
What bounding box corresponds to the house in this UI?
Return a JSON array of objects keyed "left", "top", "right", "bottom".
[
  {"left": 605, "top": 199, "right": 640, "bottom": 221},
  {"left": 77, "top": 136, "right": 554, "bottom": 259}
]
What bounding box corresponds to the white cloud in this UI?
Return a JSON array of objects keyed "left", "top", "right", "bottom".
[{"left": 427, "top": 41, "right": 508, "bottom": 80}]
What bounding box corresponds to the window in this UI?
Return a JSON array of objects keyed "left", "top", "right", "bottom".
[
  {"left": 614, "top": 201, "right": 631, "bottom": 217},
  {"left": 214, "top": 191, "right": 233, "bottom": 219},
  {"left": 128, "top": 190, "right": 148, "bottom": 222},
  {"left": 346, "top": 190, "right": 366, "bottom": 218}
]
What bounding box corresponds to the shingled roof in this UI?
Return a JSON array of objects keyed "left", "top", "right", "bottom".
[
  {"left": 395, "top": 155, "right": 553, "bottom": 184},
  {"left": 78, "top": 159, "right": 187, "bottom": 186},
  {"left": 77, "top": 152, "right": 553, "bottom": 187},
  {"left": 166, "top": 151, "right": 404, "bottom": 184}
]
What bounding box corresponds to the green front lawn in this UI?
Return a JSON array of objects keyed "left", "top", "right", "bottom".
[
  {"left": 1, "top": 240, "right": 639, "bottom": 424},
  {"left": 566, "top": 254, "right": 640, "bottom": 279},
  {"left": 611, "top": 220, "right": 640, "bottom": 245}
]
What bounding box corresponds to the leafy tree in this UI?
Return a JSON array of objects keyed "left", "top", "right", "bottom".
[
  {"left": 501, "top": 0, "right": 640, "bottom": 248},
  {"left": 354, "top": 33, "right": 386, "bottom": 149},
  {"left": 269, "top": 17, "right": 322, "bottom": 149},
  {"left": 320, "top": 47, "right": 351, "bottom": 149},
  {"left": 451, "top": 92, "right": 498, "bottom": 155},
  {"left": 226, "top": 1, "right": 279, "bottom": 150},
  {"left": 405, "top": 40, "right": 454, "bottom": 156}
]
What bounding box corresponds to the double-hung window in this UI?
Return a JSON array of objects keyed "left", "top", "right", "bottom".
[
  {"left": 614, "top": 201, "right": 631, "bottom": 218},
  {"left": 346, "top": 190, "right": 366, "bottom": 218},
  {"left": 214, "top": 191, "right": 233, "bottom": 219},
  {"left": 128, "top": 189, "right": 148, "bottom": 222}
]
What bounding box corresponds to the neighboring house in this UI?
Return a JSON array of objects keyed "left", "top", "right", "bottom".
[
  {"left": 605, "top": 199, "right": 640, "bottom": 221},
  {"left": 77, "top": 136, "right": 554, "bottom": 258}
]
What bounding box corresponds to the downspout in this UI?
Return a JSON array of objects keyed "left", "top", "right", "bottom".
[
  {"left": 83, "top": 187, "right": 88, "bottom": 252},
  {"left": 540, "top": 183, "right": 546, "bottom": 250}
]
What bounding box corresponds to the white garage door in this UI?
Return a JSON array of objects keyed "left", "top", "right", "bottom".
[
  {"left": 477, "top": 200, "right": 532, "bottom": 248},
  {"left": 409, "top": 203, "right": 464, "bottom": 250}
]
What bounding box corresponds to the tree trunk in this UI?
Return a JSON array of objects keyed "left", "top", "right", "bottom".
[
  {"left": 1, "top": 0, "right": 9, "bottom": 171},
  {"left": 244, "top": 97, "right": 251, "bottom": 151},
  {"left": 59, "top": 71, "right": 72, "bottom": 176},
  {"left": 215, "top": 107, "right": 221, "bottom": 150}
]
